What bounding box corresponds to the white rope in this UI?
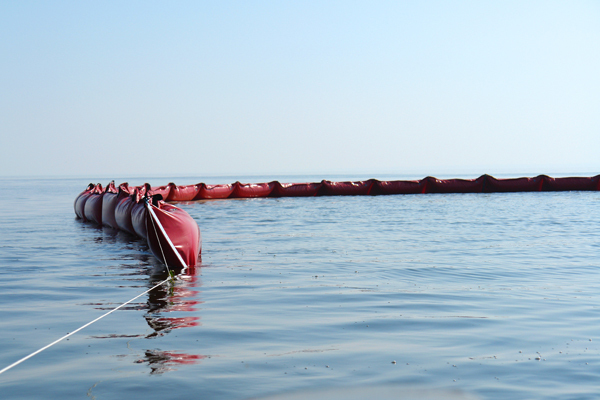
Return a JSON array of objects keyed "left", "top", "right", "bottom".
[
  {"left": 0, "top": 200, "right": 190, "bottom": 376},
  {"left": 0, "top": 277, "right": 171, "bottom": 376},
  {"left": 147, "top": 201, "right": 173, "bottom": 276},
  {"left": 146, "top": 202, "right": 188, "bottom": 270}
]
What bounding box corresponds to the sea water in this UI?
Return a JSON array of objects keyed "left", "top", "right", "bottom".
[{"left": 1, "top": 176, "right": 600, "bottom": 399}]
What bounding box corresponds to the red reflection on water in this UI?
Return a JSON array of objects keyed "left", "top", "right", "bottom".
[
  {"left": 138, "top": 265, "right": 205, "bottom": 372},
  {"left": 135, "top": 349, "right": 206, "bottom": 375},
  {"left": 145, "top": 266, "right": 203, "bottom": 337},
  {"left": 145, "top": 315, "right": 200, "bottom": 337}
]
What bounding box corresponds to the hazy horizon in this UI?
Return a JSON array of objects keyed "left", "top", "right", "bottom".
[{"left": 2, "top": 1, "right": 599, "bottom": 179}]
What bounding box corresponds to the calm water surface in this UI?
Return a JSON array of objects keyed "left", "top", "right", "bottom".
[{"left": 1, "top": 177, "right": 600, "bottom": 399}]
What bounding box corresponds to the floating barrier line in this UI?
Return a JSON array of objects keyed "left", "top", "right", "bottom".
[
  {"left": 133, "top": 174, "right": 600, "bottom": 202},
  {"left": 0, "top": 277, "right": 171, "bottom": 376},
  {"left": 75, "top": 174, "right": 600, "bottom": 269}
]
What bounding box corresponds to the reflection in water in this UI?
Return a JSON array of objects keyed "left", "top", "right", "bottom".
[
  {"left": 137, "top": 266, "right": 205, "bottom": 373},
  {"left": 145, "top": 266, "right": 202, "bottom": 338},
  {"left": 144, "top": 316, "right": 200, "bottom": 338},
  {"left": 134, "top": 349, "right": 206, "bottom": 375},
  {"left": 83, "top": 222, "right": 205, "bottom": 373}
]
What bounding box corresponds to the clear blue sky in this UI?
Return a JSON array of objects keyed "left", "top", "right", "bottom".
[{"left": 1, "top": 1, "right": 599, "bottom": 179}]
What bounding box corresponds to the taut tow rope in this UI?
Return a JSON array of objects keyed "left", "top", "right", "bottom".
[
  {"left": 0, "top": 201, "right": 187, "bottom": 376},
  {"left": 0, "top": 277, "right": 171, "bottom": 376}
]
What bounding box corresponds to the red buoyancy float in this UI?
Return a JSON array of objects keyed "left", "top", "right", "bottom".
[
  {"left": 131, "top": 185, "right": 150, "bottom": 239},
  {"left": 148, "top": 184, "right": 171, "bottom": 200},
  {"left": 231, "top": 182, "right": 275, "bottom": 198},
  {"left": 146, "top": 202, "right": 201, "bottom": 269},
  {"left": 270, "top": 182, "right": 322, "bottom": 197},
  {"left": 76, "top": 183, "right": 202, "bottom": 269},
  {"left": 83, "top": 184, "right": 104, "bottom": 224},
  {"left": 541, "top": 176, "right": 600, "bottom": 192},
  {"left": 426, "top": 176, "right": 486, "bottom": 194},
  {"left": 370, "top": 179, "right": 426, "bottom": 195},
  {"left": 101, "top": 182, "right": 120, "bottom": 229},
  {"left": 318, "top": 180, "right": 374, "bottom": 196},
  {"left": 74, "top": 183, "right": 94, "bottom": 220},
  {"left": 114, "top": 191, "right": 137, "bottom": 236},
  {"left": 482, "top": 175, "right": 544, "bottom": 192},
  {"left": 75, "top": 174, "right": 600, "bottom": 269},
  {"left": 197, "top": 183, "right": 235, "bottom": 199},
  {"left": 166, "top": 183, "right": 201, "bottom": 202}
]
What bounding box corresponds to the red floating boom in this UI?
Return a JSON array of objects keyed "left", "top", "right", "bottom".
[
  {"left": 74, "top": 181, "right": 202, "bottom": 269},
  {"left": 74, "top": 174, "right": 600, "bottom": 268}
]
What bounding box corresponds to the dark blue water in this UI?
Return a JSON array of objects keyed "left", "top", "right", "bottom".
[{"left": 2, "top": 177, "right": 600, "bottom": 399}]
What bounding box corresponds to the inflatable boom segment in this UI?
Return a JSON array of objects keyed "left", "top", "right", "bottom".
[
  {"left": 155, "top": 175, "right": 600, "bottom": 201},
  {"left": 74, "top": 181, "right": 201, "bottom": 269},
  {"left": 74, "top": 174, "right": 600, "bottom": 268}
]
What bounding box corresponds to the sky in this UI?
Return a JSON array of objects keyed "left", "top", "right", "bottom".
[{"left": 1, "top": 1, "right": 599, "bottom": 179}]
